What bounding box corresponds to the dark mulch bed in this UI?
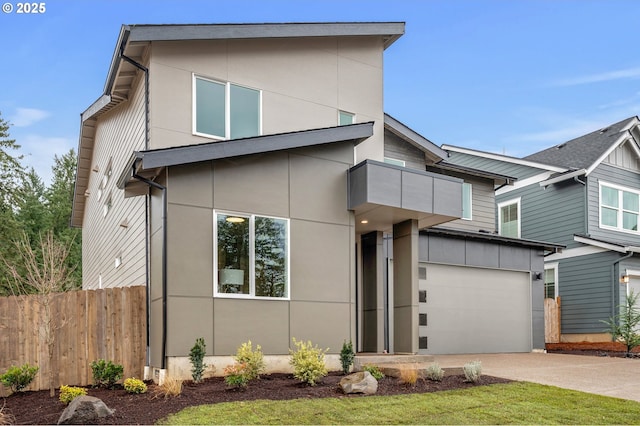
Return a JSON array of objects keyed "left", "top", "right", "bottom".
[
  {"left": 2, "top": 372, "right": 511, "bottom": 425},
  {"left": 546, "top": 341, "right": 640, "bottom": 358}
]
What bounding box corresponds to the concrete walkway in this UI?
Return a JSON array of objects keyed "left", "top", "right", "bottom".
[{"left": 432, "top": 352, "right": 640, "bottom": 402}]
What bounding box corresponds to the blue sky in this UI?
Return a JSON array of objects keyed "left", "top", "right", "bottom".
[{"left": 2, "top": 0, "right": 640, "bottom": 184}]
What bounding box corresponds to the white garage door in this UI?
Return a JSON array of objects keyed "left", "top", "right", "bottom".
[{"left": 419, "top": 263, "right": 532, "bottom": 354}]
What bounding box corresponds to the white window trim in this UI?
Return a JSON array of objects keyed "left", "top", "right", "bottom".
[
  {"left": 497, "top": 197, "right": 521, "bottom": 238},
  {"left": 599, "top": 181, "right": 640, "bottom": 234},
  {"left": 462, "top": 182, "right": 472, "bottom": 221},
  {"left": 192, "top": 74, "right": 262, "bottom": 140},
  {"left": 213, "top": 210, "right": 290, "bottom": 300},
  {"left": 544, "top": 262, "right": 559, "bottom": 300}
]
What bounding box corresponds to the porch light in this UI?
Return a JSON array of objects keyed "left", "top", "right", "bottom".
[
  {"left": 226, "top": 216, "right": 245, "bottom": 223},
  {"left": 621, "top": 275, "right": 630, "bottom": 284},
  {"left": 360, "top": 219, "right": 369, "bottom": 224}
]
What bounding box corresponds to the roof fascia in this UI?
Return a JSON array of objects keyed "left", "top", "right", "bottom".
[
  {"left": 573, "top": 235, "right": 627, "bottom": 253},
  {"left": 421, "top": 227, "right": 564, "bottom": 252},
  {"left": 539, "top": 169, "right": 587, "bottom": 188},
  {"left": 429, "top": 161, "right": 516, "bottom": 185},
  {"left": 585, "top": 132, "right": 632, "bottom": 176},
  {"left": 384, "top": 113, "right": 447, "bottom": 161},
  {"left": 442, "top": 144, "right": 567, "bottom": 173},
  {"left": 128, "top": 22, "right": 405, "bottom": 48},
  {"left": 139, "top": 122, "right": 373, "bottom": 170},
  {"left": 104, "top": 25, "right": 131, "bottom": 94}
]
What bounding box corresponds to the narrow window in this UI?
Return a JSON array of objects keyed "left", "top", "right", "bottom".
[
  {"left": 383, "top": 157, "right": 406, "bottom": 167},
  {"left": 462, "top": 182, "right": 472, "bottom": 220},
  {"left": 216, "top": 213, "right": 250, "bottom": 295},
  {"left": 544, "top": 264, "right": 558, "bottom": 299},
  {"left": 498, "top": 198, "right": 520, "bottom": 238}
]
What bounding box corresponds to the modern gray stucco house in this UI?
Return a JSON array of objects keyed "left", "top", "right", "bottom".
[
  {"left": 72, "top": 22, "right": 561, "bottom": 379},
  {"left": 444, "top": 116, "right": 640, "bottom": 343}
]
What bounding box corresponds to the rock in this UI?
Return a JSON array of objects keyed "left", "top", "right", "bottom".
[
  {"left": 339, "top": 371, "right": 378, "bottom": 395},
  {"left": 57, "top": 395, "right": 114, "bottom": 425}
]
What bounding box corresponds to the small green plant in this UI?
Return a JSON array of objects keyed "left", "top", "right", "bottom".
[
  {"left": 123, "top": 377, "right": 147, "bottom": 394},
  {"left": 425, "top": 362, "right": 444, "bottom": 382},
  {"left": 90, "top": 359, "right": 124, "bottom": 388},
  {"left": 362, "top": 364, "right": 384, "bottom": 380},
  {"left": 234, "top": 340, "right": 265, "bottom": 380},
  {"left": 0, "top": 363, "right": 39, "bottom": 393},
  {"left": 59, "top": 385, "right": 87, "bottom": 404},
  {"left": 463, "top": 361, "right": 482, "bottom": 383},
  {"left": 189, "top": 337, "right": 207, "bottom": 383},
  {"left": 224, "top": 363, "right": 250, "bottom": 389},
  {"left": 339, "top": 340, "right": 355, "bottom": 375},
  {"left": 601, "top": 290, "right": 640, "bottom": 356},
  {"left": 289, "top": 338, "right": 328, "bottom": 386}
]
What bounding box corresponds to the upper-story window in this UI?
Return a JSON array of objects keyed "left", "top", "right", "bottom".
[
  {"left": 383, "top": 157, "right": 406, "bottom": 167},
  {"left": 193, "top": 75, "right": 261, "bottom": 140},
  {"left": 338, "top": 110, "right": 355, "bottom": 126},
  {"left": 498, "top": 197, "right": 520, "bottom": 238},
  {"left": 462, "top": 182, "right": 472, "bottom": 220},
  {"left": 600, "top": 182, "right": 640, "bottom": 232}
]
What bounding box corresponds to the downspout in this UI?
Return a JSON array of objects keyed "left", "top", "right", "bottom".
[
  {"left": 132, "top": 168, "right": 168, "bottom": 371},
  {"left": 120, "top": 50, "right": 153, "bottom": 366}
]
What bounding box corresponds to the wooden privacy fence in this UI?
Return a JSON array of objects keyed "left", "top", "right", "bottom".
[
  {"left": 544, "top": 297, "right": 561, "bottom": 344},
  {"left": 0, "top": 286, "right": 146, "bottom": 395}
]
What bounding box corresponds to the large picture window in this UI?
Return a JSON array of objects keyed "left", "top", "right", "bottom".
[
  {"left": 600, "top": 182, "right": 640, "bottom": 232},
  {"left": 215, "top": 212, "right": 289, "bottom": 298},
  {"left": 194, "top": 75, "right": 261, "bottom": 140},
  {"left": 498, "top": 198, "right": 520, "bottom": 238}
]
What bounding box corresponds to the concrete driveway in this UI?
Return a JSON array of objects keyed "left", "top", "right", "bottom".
[{"left": 432, "top": 352, "right": 640, "bottom": 402}]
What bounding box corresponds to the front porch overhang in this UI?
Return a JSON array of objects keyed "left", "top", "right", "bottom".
[{"left": 348, "top": 160, "right": 463, "bottom": 233}]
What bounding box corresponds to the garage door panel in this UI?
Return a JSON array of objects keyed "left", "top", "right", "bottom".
[{"left": 420, "top": 263, "right": 531, "bottom": 354}]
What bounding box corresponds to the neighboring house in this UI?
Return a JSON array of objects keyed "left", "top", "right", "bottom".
[
  {"left": 444, "top": 116, "right": 640, "bottom": 343},
  {"left": 71, "top": 22, "right": 560, "bottom": 380}
]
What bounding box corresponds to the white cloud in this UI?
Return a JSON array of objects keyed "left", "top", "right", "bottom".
[
  {"left": 551, "top": 67, "right": 640, "bottom": 87},
  {"left": 19, "top": 134, "right": 75, "bottom": 184},
  {"left": 10, "top": 107, "right": 50, "bottom": 127}
]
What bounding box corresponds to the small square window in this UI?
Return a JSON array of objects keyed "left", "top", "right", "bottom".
[{"left": 338, "top": 110, "right": 355, "bottom": 126}]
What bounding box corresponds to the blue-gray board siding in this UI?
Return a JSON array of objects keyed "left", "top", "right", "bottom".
[
  {"left": 558, "top": 251, "right": 620, "bottom": 334},
  {"left": 446, "top": 151, "right": 546, "bottom": 180},
  {"left": 496, "top": 179, "right": 585, "bottom": 249},
  {"left": 587, "top": 163, "right": 640, "bottom": 246}
]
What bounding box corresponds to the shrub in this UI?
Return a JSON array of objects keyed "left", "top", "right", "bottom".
[
  {"left": 425, "top": 362, "right": 444, "bottom": 382},
  {"left": 153, "top": 376, "right": 182, "bottom": 399},
  {"left": 0, "top": 363, "right": 39, "bottom": 393},
  {"left": 59, "top": 385, "right": 87, "bottom": 404},
  {"left": 289, "top": 338, "right": 328, "bottom": 386},
  {"left": 123, "top": 377, "right": 147, "bottom": 394},
  {"left": 224, "top": 363, "right": 250, "bottom": 389},
  {"left": 362, "top": 364, "right": 384, "bottom": 380},
  {"left": 601, "top": 290, "right": 640, "bottom": 356},
  {"left": 234, "top": 340, "right": 265, "bottom": 380},
  {"left": 91, "top": 359, "right": 124, "bottom": 388},
  {"left": 398, "top": 367, "right": 419, "bottom": 387},
  {"left": 189, "top": 337, "right": 207, "bottom": 383},
  {"left": 339, "top": 340, "right": 355, "bottom": 375},
  {"left": 463, "top": 361, "right": 482, "bottom": 383}
]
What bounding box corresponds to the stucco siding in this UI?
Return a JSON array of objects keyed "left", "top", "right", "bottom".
[
  {"left": 159, "top": 143, "right": 356, "bottom": 357},
  {"left": 587, "top": 163, "right": 640, "bottom": 246},
  {"left": 148, "top": 37, "right": 384, "bottom": 161},
  {"left": 82, "top": 74, "right": 147, "bottom": 289}
]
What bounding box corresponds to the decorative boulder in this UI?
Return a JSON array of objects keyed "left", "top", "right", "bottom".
[
  {"left": 57, "top": 395, "right": 114, "bottom": 425},
  {"left": 339, "top": 371, "right": 378, "bottom": 395}
]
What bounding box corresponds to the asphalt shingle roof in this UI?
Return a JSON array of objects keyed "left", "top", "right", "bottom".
[{"left": 523, "top": 117, "right": 637, "bottom": 169}]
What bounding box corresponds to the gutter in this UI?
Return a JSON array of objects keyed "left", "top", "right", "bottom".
[
  {"left": 539, "top": 169, "right": 587, "bottom": 188},
  {"left": 133, "top": 167, "right": 168, "bottom": 370}
]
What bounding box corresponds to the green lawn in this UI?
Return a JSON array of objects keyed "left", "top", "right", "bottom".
[{"left": 158, "top": 382, "right": 640, "bottom": 425}]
